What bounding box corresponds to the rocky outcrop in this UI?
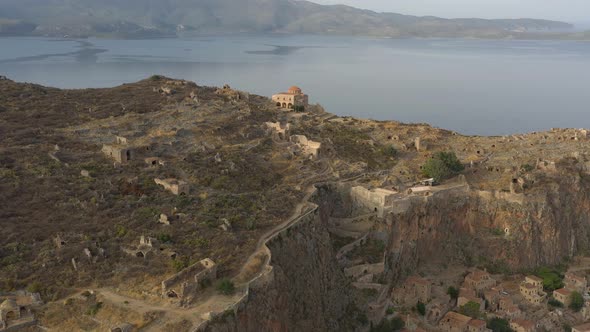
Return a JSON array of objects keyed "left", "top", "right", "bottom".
[
  {"left": 386, "top": 172, "right": 590, "bottom": 282},
  {"left": 203, "top": 171, "right": 590, "bottom": 331}
]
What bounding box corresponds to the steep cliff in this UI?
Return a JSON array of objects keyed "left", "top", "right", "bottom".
[
  {"left": 386, "top": 171, "right": 590, "bottom": 282},
  {"left": 203, "top": 201, "right": 355, "bottom": 332}
]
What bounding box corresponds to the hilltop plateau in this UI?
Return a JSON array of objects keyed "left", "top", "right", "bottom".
[{"left": 3, "top": 76, "right": 590, "bottom": 330}]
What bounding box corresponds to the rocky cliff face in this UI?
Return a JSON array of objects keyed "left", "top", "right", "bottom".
[
  {"left": 203, "top": 170, "right": 590, "bottom": 331},
  {"left": 386, "top": 171, "right": 590, "bottom": 282},
  {"left": 203, "top": 191, "right": 354, "bottom": 332}
]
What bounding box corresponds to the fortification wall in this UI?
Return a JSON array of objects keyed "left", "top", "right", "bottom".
[{"left": 199, "top": 187, "right": 354, "bottom": 332}]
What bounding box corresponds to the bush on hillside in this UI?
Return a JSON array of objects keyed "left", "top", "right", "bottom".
[{"left": 422, "top": 151, "right": 464, "bottom": 182}]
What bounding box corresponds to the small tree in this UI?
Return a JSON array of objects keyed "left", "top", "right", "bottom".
[
  {"left": 570, "top": 291, "right": 584, "bottom": 312},
  {"left": 380, "top": 145, "right": 398, "bottom": 158},
  {"left": 487, "top": 318, "right": 513, "bottom": 332},
  {"left": 548, "top": 298, "right": 564, "bottom": 307},
  {"left": 422, "top": 151, "right": 464, "bottom": 182},
  {"left": 447, "top": 286, "right": 459, "bottom": 300},
  {"left": 416, "top": 301, "right": 426, "bottom": 315},
  {"left": 459, "top": 301, "right": 480, "bottom": 318},
  {"left": 217, "top": 278, "right": 235, "bottom": 295}
]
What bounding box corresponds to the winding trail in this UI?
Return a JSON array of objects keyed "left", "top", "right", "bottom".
[{"left": 236, "top": 183, "right": 317, "bottom": 283}]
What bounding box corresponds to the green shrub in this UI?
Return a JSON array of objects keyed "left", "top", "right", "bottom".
[
  {"left": 422, "top": 151, "right": 464, "bottom": 182},
  {"left": 135, "top": 207, "right": 158, "bottom": 220},
  {"left": 535, "top": 267, "right": 564, "bottom": 291},
  {"left": 171, "top": 258, "right": 189, "bottom": 272},
  {"left": 217, "top": 279, "right": 235, "bottom": 295},
  {"left": 115, "top": 225, "right": 127, "bottom": 238},
  {"left": 570, "top": 291, "right": 584, "bottom": 312},
  {"left": 380, "top": 145, "right": 398, "bottom": 158},
  {"left": 491, "top": 228, "right": 505, "bottom": 236},
  {"left": 459, "top": 301, "right": 480, "bottom": 318},
  {"left": 548, "top": 298, "right": 564, "bottom": 307},
  {"left": 487, "top": 318, "right": 513, "bottom": 332},
  {"left": 157, "top": 233, "right": 172, "bottom": 243},
  {"left": 447, "top": 286, "right": 459, "bottom": 300},
  {"left": 416, "top": 301, "right": 426, "bottom": 316},
  {"left": 246, "top": 218, "right": 257, "bottom": 230},
  {"left": 26, "top": 281, "right": 43, "bottom": 294},
  {"left": 86, "top": 302, "right": 103, "bottom": 316},
  {"left": 385, "top": 307, "right": 394, "bottom": 315}
]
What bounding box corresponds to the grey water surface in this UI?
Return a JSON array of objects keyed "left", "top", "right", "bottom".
[{"left": 1, "top": 35, "right": 589, "bottom": 135}]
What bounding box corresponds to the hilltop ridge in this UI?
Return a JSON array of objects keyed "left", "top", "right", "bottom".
[
  {"left": 3, "top": 76, "right": 590, "bottom": 330},
  {"left": 0, "top": 0, "right": 576, "bottom": 39}
]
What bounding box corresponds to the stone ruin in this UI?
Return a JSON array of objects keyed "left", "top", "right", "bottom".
[
  {"left": 188, "top": 91, "right": 199, "bottom": 104},
  {"left": 144, "top": 157, "right": 165, "bottom": 167},
  {"left": 154, "top": 178, "right": 189, "bottom": 195},
  {"left": 153, "top": 86, "right": 176, "bottom": 96},
  {"left": 351, "top": 186, "right": 399, "bottom": 217},
  {"left": 0, "top": 291, "right": 42, "bottom": 330},
  {"left": 125, "top": 236, "right": 159, "bottom": 259},
  {"left": 215, "top": 84, "right": 246, "bottom": 101},
  {"left": 290, "top": 135, "right": 322, "bottom": 159},
  {"left": 161, "top": 258, "right": 217, "bottom": 306},
  {"left": 264, "top": 122, "right": 290, "bottom": 140},
  {"left": 123, "top": 236, "right": 176, "bottom": 260},
  {"left": 102, "top": 136, "right": 133, "bottom": 164}
]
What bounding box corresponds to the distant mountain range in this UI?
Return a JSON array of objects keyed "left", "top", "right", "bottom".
[{"left": 0, "top": 0, "right": 580, "bottom": 39}]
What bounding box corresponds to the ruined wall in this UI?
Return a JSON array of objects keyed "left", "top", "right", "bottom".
[
  {"left": 202, "top": 187, "right": 354, "bottom": 332},
  {"left": 162, "top": 260, "right": 207, "bottom": 294},
  {"left": 385, "top": 173, "right": 590, "bottom": 282}
]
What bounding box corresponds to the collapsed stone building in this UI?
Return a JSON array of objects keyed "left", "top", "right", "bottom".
[
  {"left": 102, "top": 136, "right": 157, "bottom": 164},
  {"left": 264, "top": 122, "right": 290, "bottom": 140},
  {"left": 122, "top": 236, "right": 159, "bottom": 258},
  {"left": 154, "top": 178, "right": 189, "bottom": 195},
  {"left": 290, "top": 135, "right": 322, "bottom": 159},
  {"left": 102, "top": 136, "right": 133, "bottom": 164},
  {"left": 0, "top": 291, "right": 42, "bottom": 331},
  {"left": 161, "top": 258, "right": 217, "bottom": 306}
]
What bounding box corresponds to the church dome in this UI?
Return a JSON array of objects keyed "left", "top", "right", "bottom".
[{"left": 288, "top": 86, "right": 302, "bottom": 94}]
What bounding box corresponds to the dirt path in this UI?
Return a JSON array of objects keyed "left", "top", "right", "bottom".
[
  {"left": 97, "top": 288, "right": 191, "bottom": 317},
  {"left": 236, "top": 184, "right": 317, "bottom": 283},
  {"left": 96, "top": 287, "right": 245, "bottom": 331}
]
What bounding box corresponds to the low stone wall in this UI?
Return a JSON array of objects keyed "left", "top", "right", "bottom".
[
  {"left": 161, "top": 259, "right": 216, "bottom": 298},
  {"left": 336, "top": 232, "right": 369, "bottom": 261},
  {"left": 351, "top": 282, "right": 384, "bottom": 291}
]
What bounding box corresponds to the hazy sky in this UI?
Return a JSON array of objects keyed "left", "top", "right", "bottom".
[{"left": 312, "top": 0, "right": 590, "bottom": 22}]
